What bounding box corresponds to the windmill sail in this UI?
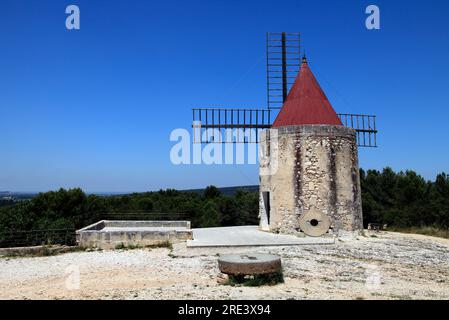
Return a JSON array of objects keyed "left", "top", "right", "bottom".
[
  {"left": 191, "top": 32, "right": 378, "bottom": 147},
  {"left": 266, "top": 32, "right": 301, "bottom": 110}
]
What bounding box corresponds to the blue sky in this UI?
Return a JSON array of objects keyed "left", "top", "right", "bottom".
[{"left": 1, "top": 0, "right": 449, "bottom": 192}]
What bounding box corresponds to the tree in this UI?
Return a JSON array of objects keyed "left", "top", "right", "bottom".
[
  {"left": 200, "top": 200, "right": 221, "bottom": 227},
  {"left": 204, "top": 185, "right": 221, "bottom": 199}
]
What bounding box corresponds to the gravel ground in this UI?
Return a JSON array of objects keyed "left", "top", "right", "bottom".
[{"left": 1, "top": 231, "right": 449, "bottom": 300}]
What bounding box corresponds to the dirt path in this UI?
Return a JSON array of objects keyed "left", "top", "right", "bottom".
[{"left": 1, "top": 231, "right": 448, "bottom": 300}]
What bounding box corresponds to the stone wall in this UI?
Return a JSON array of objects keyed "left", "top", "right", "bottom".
[
  {"left": 259, "top": 125, "right": 363, "bottom": 234},
  {"left": 76, "top": 220, "right": 193, "bottom": 249}
]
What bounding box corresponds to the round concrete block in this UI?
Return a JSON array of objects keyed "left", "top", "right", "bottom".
[
  {"left": 299, "top": 208, "right": 331, "bottom": 237},
  {"left": 218, "top": 254, "right": 281, "bottom": 275}
]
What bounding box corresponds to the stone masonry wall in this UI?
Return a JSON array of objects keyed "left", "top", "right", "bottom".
[{"left": 259, "top": 125, "right": 363, "bottom": 234}]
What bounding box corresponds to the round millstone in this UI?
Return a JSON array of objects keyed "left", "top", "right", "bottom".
[
  {"left": 298, "top": 208, "right": 331, "bottom": 237},
  {"left": 218, "top": 254, "right": 282, "bottom": 275}
]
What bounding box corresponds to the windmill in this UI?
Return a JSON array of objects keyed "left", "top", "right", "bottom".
[{"left": 191, "top": 32, "right": 378, "bottom": 237}]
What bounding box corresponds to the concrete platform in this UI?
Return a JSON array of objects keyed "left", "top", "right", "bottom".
[{"left": 187, "top": 226, "right": 335, "bottom": 248}]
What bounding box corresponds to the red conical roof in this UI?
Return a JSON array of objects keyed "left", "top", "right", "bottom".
[{"left": 272, "top": 57, "right": 342, "bottom": 127}]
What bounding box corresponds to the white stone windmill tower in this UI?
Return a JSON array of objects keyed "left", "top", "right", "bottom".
[{"left": 192, "top": 33, "right": 377, "bottom": 237}]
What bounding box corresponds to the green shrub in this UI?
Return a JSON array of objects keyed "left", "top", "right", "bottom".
[{"left": 227, "top": 271, "right": 284, "bottom": 287}]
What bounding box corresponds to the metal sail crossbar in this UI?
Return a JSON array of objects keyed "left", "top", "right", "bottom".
[
  {"left": 192, "top": 108, "right": 271, "bottom": 144},
  {"left": 266, "top": 32, "right": 301, "bottom": 110},
  {"left": 338, "top": 114, "right": 378, "bottom": 147}
]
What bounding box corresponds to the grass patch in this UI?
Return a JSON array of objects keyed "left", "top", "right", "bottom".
[
  {"left": 1, "top": 245, "right": 84, "bottom": 258},
  {"left": 115, "top": 242, "right": 139, "bottom": 250},
  {"left": 149, "top": 240, "right": 173, "bottom": 250},
  {"left": 226, "top": 271, "right": 284, "bottom": 287},
  {"left": 115, "top": 241, "right": 173, "bottom": 251},
  {"left": 387, "top": 226, "right": 449, "bottom": 239}
]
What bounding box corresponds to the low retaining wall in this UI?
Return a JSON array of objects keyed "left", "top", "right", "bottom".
[{"left": 76, "top": 220, "right": 193, "bottom": 249}]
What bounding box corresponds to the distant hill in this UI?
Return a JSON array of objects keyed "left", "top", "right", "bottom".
[
  {"left": 182, "top": 185, "right": 259, "bottom": 196},
  {"left": 0, "top": 192, "right": 38, "bottom": 207},
  {"left": 0, "top": 186, "right": 259, "bottom": 200},
  {"left": 0, "top": 192, "right": 36, "bottom": 200}
]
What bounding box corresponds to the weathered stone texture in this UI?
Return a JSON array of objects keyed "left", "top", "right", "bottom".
[
  {"left": 218, "top": 254, "right": 282, "bottom": 275},
  {"left": 259, "top": 125, "right": 363, "bottom": 235}
]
